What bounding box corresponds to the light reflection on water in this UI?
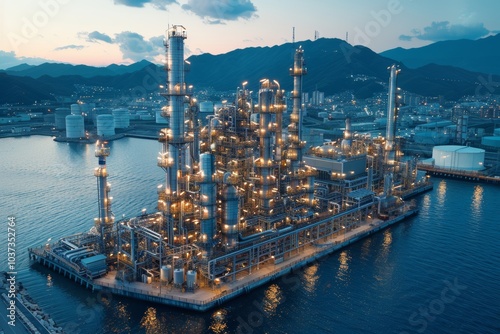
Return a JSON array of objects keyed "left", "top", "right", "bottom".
[
  {"left": 437, "top": 179, "right": 447, "bottom": 207},
  {"left": 336, "top": 251, "right": 351, "bottom": 281},
  {"left": 471, "top": 184, "right": 484, "bottom": 217},
  {"left": 302, "top": 264, "right": 319, "bottom": 294}
]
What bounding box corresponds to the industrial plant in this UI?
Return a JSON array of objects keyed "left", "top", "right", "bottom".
[{"left": 29, "top": 26, "right": 432, "bottom": 311}]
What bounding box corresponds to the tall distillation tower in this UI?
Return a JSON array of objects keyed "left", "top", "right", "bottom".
[
  {"left": 383, "top": 65, "right": 400, "bottom": 197},
  {"left": 157, "top": 25, "right": 196, "bottom": 247},
  {"left": 94, "top": 141, "right": 114, "bottom": 254},
  {"left": 287, "top": 46, "right": 315, "bottom": 212}
]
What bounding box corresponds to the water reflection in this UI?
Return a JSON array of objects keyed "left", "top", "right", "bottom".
[
  {"left": 46, "top": 274, "right": 53, "bottom": 288},
  {"left": 302, "top": 264, "right": 319, "bottom": 294},
  {"left": 471, "top": 185, "right": 484, "bottom": 217},
  {"left": 209, "top": 308, "right": 228, "bottom": 334},
  {"left": 336, "top": 251, "right": 351, "bottom": 281},
  {"left": 140, "top": 307, "right": 163, "bottom": 334},
  {"left": 437, "top": 179, "right": 447, "bottom": 207},
  {"left": 263, "top": 284, "right": 283, "bottom": 315}
]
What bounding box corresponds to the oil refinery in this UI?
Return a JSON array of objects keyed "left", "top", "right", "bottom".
[{"left": 29, "top": 25, "right": 432, "bottom": 311}]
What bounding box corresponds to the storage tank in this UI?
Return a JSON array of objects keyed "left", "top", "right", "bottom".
[
  {"left": 70, "top": 103, "right": 81, "bottom": 115},
  {"left": 481, "top": 136, "right": 500, "bottom": 148},
  {"left": 65, "top": 115, "right": 85, "bottom": 138},
  {"left": 92, "top": 108, "right": 111, "bottom": 126},
  {"left": 173, "top": 268, "right": 184, "bottom": 285},
  {"left": 186, "top": 270, "right": 197, "bottom": 289},
  {"left": 155, "top": 109, "right": 168, "bottom": 124},
  {"left": 96, "top": 114, "right": 115, "bottom": 137},
  {"left": 160, "top": 265, "right": 172, "bottom": 282},
  {"left": 55, "top": 108, "right": 71, "bottom": 130},
  {"left": 200, "top": 101, "right": 213, "bottom": 113},
  {"left": 432, "top": 145, "right": 485, "bottom": 171},
  {"left": 494, "top": 128, "right": 500, "bottom": 137},
  {"left": 112, "top": 108, "right": 130, "bottom": 128}
]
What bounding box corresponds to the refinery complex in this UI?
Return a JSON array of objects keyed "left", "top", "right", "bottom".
[{"left": 29, "top": 26, "right": 433, "bottom": 311}]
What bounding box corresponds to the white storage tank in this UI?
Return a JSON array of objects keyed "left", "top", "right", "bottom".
[
  {"left": 55, "top": 108, "right": 71, "bottom": 129},
  {"left": 112, "top": 108, "right": 130, "bottom": 128},
  {"left": 65, "top": 115, "right": 85, "bottom": 138},
  {"left": 173, "top": 268, "right": 184, "bottom": 285},
  {"left": 155, "top": 109, "right": 168, "bottom": 124},
  {"left": 160, "top": 265, "right": 172, "bottom": 282},
  {"left": 70, "top": 103, "right": 81, "bottom": 115},
  {"left": 432, "top": 145, "right": 485, "bottom": 171},
  {"left": 200, "top": 101, "right": 214, "bottom": 113},
  {"left": 96, "top": 114, "right": 115, "bottom": 137},
  {"left": 482, "top": 136, "right": 500, "bottom": 148},
  {"left": 186, "top": 270, "right": 197, "bottom": 289},
  {"left": 92, "top": 108, "right": 111, "bottom": 126}
]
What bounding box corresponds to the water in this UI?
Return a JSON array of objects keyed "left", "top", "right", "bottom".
[{"left": 1, "top": 136, "right": 499, "bottom": 334}]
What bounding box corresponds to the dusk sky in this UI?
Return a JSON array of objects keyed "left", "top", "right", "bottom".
[{"left": 1, "top": 0, "right": 499, "bottom": 69}]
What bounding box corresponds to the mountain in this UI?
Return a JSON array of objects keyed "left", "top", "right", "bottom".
[
  {"left": 186, "top": 38, "right": 498, "bottom": 100},
  {"left": 2, "top": 60, "right": 154, "bottom": 78},
  {"left": 0, "top": 73, "right": 55, "bottom": 103},
  {"left": 380, "top": 34, "right": 500, "bottom": 75},
  {"left": 2, "top": 38, "right": 500, "bottom": 104}
]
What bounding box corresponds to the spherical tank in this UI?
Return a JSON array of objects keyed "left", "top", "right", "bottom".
[
  {"left": 96, "top": 114, "right": 115, "bottom": 137},
  {"left": 65, "top": 115, "right": 85, "bottom": 138},
  {"left": 432, "top": 145, "right": 485, "bottom": 171},
  {"left": 112, "top": 108, "right": 130, "bottom": 128},
  {"left": 55, "top": 108, "right": 71, "bottom": 130}
]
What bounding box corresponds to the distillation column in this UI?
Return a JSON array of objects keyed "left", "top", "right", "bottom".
[
  {"left": 288, "top": 46, "right": 307, "bottom": 176},
  {"left": 158, "top": 25, "right": 193, "bottom": 244},
  {"left": 256, "top": 80, "right": 278, "bottom": 217},
  {"left": 94, "top": 141, "right": 114, "bottom": 253},
  {"left": 287, "top": 46, "right": 315, "bottom": 207},
  {"left": 198, "top": 153, "right": 216, "bottom": 257},
  {"left": 383, "top": 64, "right": 400, "bottom": 197}
]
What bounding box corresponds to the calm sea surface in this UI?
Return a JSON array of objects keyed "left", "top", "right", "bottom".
[{"left": 1, "top": 136, "right": 499, "bottom": 334}]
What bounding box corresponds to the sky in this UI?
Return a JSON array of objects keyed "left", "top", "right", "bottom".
[{"left": 1, "top": 0, "right": 499, "bottom": 69}]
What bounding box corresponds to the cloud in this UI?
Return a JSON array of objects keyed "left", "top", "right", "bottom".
[
  {"left": 114, "top": 31, "right": 164, "bottom": 62},
  {"left": 182, "top": 0, "right": 257, "bottom": 23},
  {"left": 87, "top": 31, "right": 113, "bottom": 43},
  {"left": 114, "top": 0, "right": 177, "bottom": 10},
  {"left": 54, "top": 45, "right": 85, "bottom": 51},
  {"left": 0, "top": 50, "right": 53, "bottom": 69},
  {"left": 399, "top": 21, "right": 491, "bottom": 42}
]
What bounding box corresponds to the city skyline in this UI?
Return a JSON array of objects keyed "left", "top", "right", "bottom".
[{"left": 1, "top": 0, "right": 499, "bottom": 69}]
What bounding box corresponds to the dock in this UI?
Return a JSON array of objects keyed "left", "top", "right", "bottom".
[
  {"left": 417, "top": 164, "right": 500, "bottom": 185},
  {"left": 29, "top": 207, "right": 419, "bottom": 312}
]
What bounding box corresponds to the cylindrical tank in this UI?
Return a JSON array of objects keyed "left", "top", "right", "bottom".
[
  {"left": 92, "top": 108, "right": 111, "bottom": 126},
  {"left": 173, "top": 268, "right": 184, "bottom": 285},
  {"left": 55, "top": 108, "right": 71, "bottom": 129},
  {"left": 70, "top": 103, "right": 81, "bottom": 115},
  {"left": 112, "top": 108, "right": 130, "bottom": 128},
  {"left": 432, "top": 145, "right": 485, "bottom": 171},
  {"left": 186, "top": 270, "right": 197, "bottom": 289},
  {"left": 96, "top": 114, "right": 115, "bottom": 137},
  {"left": 223, "top": 184, "right": 239, "bottom": 248},
  {"left": 200, "top": 101, "right": 214, "bottom": 113},
  {"left": 160, "top": 265, "right": 172, "bottom": 282},
  {"left": 155, "top": 109, "right": 168, "bottom": 124},
  {"left": 65, "top": 115, "right": 85, "bottom": 138},
  {"left": 481, "top": 136, "right": 500, "bottom": 148}
]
